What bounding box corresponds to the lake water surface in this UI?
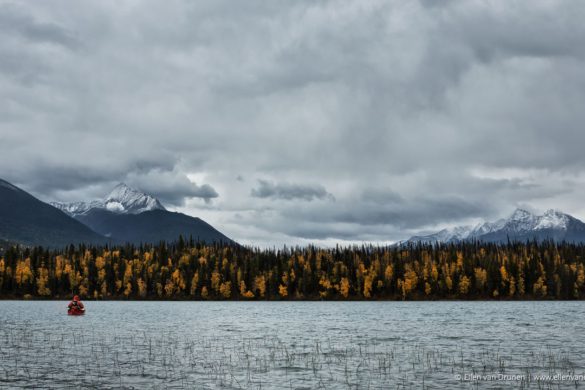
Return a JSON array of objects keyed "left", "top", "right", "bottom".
[{"left": 1, "top": 301, "right": 584, "bottom": 389}]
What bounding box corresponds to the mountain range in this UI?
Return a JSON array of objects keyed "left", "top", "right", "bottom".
[
  {"left": 406, "top": 208, "right": 585, "bottom": 244},
  {"left": 52, "top": 183, "right": 233, "bottom": 245},
  {"left": 4, "top": 176, "right": 585, "bottom": 248},
  {"left": 52, "top": 183, "right": 166, "bottom": 216},
  {"left": 0, "top": 179, "right": 233, "bottom": 247}
]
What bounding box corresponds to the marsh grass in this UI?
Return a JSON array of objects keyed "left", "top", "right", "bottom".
[{"left": 0, "top": 320, "right": 581, "bottom": 389}]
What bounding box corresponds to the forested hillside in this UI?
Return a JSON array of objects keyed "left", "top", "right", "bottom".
[{"left": 1, "top": 238, "right": 584, "bottom": 300}]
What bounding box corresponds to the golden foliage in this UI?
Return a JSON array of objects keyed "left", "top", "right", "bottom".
[
  {"left": 1, "top": 240, "right": 584, "bottom": 300},
  {"left": 458, "top": 276, "right": 470, "bottom": 295},
  {"left": 36, "top": 266, "right": 51, "bottom": 296},
  {"left": 340, "top": 277, "right": 350, "bottom": 298},
  {"left": 219, "top": 281, "right": 232, "bottom": 299},
  {"left": 253, "top": 275, "right": 266, "bottom": 298},
  {"left": 278, "top": 284, "right": 288, "bottom": 298}
]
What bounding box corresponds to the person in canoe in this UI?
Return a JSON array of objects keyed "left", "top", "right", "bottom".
[{"left": 67, "top": 295, "right": 85, "bottom": 315}]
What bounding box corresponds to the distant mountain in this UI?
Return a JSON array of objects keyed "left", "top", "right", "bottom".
[
  {"left": 0, "top": 178, "right": 108, "bottom": 247},
  {"left": 53, "top": 183, "right": 233, "bottom": 245},
  {"left": 76, "top": 208, "right": 233, "bottom": 245},
  {"left": 52, "top": 183, "right": 165, "bottom": 216},
  {"left": 407, "top": 208, "right": 585, "bottom": 244}
]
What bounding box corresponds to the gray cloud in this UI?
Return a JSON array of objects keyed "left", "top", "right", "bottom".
[
  {"left": 251, "top": 180, "right": 333, "bottom": 201},
  {"left": 264, "top": 194, "right": 490, "bottom": 240},
  {"left": 1, "top": 0, "right": 585, "bottom": 245},
  {"left": 126, "top": 169, "right": 218, "bottom": 206},
  {"left": 0, "top": 3, "right": 79, "bottom": 50}
]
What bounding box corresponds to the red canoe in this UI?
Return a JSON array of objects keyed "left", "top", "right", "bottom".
[{"left": 68, "top": 308, "right": 85, "bottom": 315}]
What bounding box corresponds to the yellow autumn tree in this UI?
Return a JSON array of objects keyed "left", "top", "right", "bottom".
[
  {"left": 164, "top": 279, "right": 175, "bottom": 297},
  {"left": 219, "top": 281, "right": 232, "bottom": 299},
  {"left": 319, "top": 276, "right": 333, "bottom": 298},
  {"left": 533, "top": 277, "right": 547, "bottom": 297},
  {"left": 171, "top": 269, "right": 186, "bottom": 292},
  {"left": 384, "top": 265, "right": 393, "bottom": 283},
  {"left": 402, "top": 267, "right": 418, "bottom": 298},
  {"left": 211, "top": 271, "right": 222, "bottom": 294},
  {"left": 474, "top": 267, "right": 487, "bottom": 291},
  {"left": 340, "top": 277, "right": 350, "bottom": 298},
  {"left": 278, "top": 284, "right": 288, "bottom": 298},
  {"left": 363, "top": 275, "right": 374, "bottom": 298},
  {"left": 15, "top": 259, "right": 33, "bottom": 286},
  {"left": 190, "top": 272, "right": 199, "bottom": 296},
  {"left": 124, "top": 281, "right": 133, "bottom": 298},
  {"left": 425, "top": 282, "right": 432, "bottom": 295},
  {"left": 239, "top": 280, "right": 255, "bottom": 298},
  {"left": 36, "top": 266, "right": 51, "bottom": 296},
  {"left": 253, "top": 275, "right": 266, "bottom": 298},
  {"left": 431, "top": 263, "right": 439, "bottom": 282},
  {"left": 445, "top": 275, "right": 453, "bottom": 292},
  {"left": 458, "top": 275, "right": 471, "bottom": 295}
]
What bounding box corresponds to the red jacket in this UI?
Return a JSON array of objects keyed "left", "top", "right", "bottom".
[{"left": 68, "top": 300, "right": 84, "bottom": 310}]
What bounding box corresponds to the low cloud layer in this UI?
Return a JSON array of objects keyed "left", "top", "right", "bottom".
[
  {"left": 1, "top": 0, "right": 585, "bottom": 246},
  {"left": 251, "top": 180, "right": 333, "bottom": 201}
]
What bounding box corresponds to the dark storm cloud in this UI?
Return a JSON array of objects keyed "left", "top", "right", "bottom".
[
  {"left": 1, "top": 0, "right": 585, "bottom": 245},
  {"left": 251, "top": 180, "right": 333, "bottom": 201}
]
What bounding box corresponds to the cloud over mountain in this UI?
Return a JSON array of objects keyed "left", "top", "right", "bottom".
[{"left": 2, "top": 0, "right": 585, "bottom": 245}]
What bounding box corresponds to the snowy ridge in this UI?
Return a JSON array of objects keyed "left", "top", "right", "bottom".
[
  {"left": 52, "top": 183, "right": 165, "bottom": 216},
  {"left": 470, "top": 218, "right": 507, "bottom": 236},
  {"left": 53, "top": 200, "right": 103, "bottom": 216},
  {"left": 407, "top": 208, "right": 578, "bottom": 244},
  {"left": 534, "top": 209, "right": 570, "bottom": 230}
]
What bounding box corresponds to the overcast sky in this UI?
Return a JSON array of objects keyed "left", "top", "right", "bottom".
[{"left": 2, "top": 0, "right": 585, "bottom": 246}]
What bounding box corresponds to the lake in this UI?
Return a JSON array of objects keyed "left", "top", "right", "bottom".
[{"left": 1, "top": 301, "right": 584, "bottom": 389}]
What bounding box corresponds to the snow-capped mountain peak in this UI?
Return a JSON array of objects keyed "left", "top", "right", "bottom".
[
  {"left": 52, "top": 183, "right": 165, "bottom": 216},
  {"left": 104, "top": 183, "right": 165, "bottom": 214},
  {"left": 406, "top": 208, "right": 582, "bottom": 244},
  {"left": 509, "top": 208, "right": 534, "bottom": 221},
  {"left": 535, "top": 209, "right": 570, "bottom": 230},
  {"left": 502, "top": 208, "right": 570, "bottom": 232},
  {"left": 504, "top": 208, "right": 537, "bottom": 232},
  {"left": 105, "top": 183, "right": 139, "bottom": 202}
]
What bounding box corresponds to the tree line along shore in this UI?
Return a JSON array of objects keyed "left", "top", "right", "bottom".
[{"left": 1, "top": 238, "right": 584, "bottom": 300}]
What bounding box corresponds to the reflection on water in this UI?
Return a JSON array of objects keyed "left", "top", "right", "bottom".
[{"left": 1, "top": 301, "right": 584, "bottom": 389}]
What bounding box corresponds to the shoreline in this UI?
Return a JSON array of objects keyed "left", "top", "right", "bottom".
[{"left": 0, "top": 296, "right": 577, "bottom": 302}]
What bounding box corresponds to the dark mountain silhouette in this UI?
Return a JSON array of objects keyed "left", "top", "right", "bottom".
[
  {"left": 75, "top": 208, "right": 234, "bottom": 245},
  {"left": 0, "top": 178, "right": 108, "bottom": 247}
]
